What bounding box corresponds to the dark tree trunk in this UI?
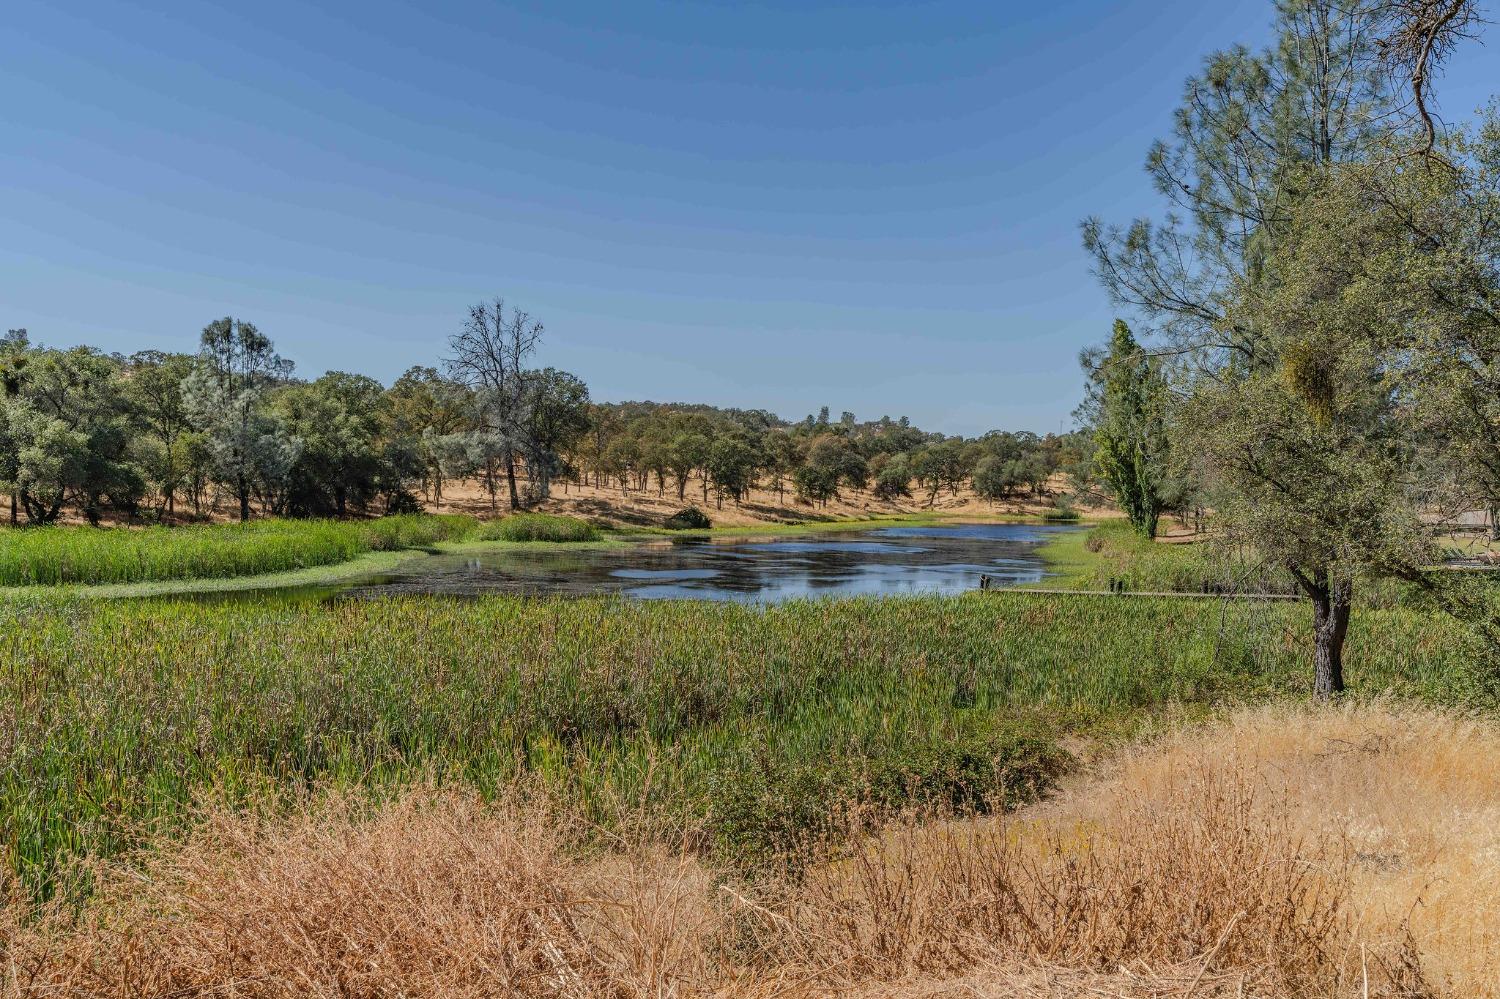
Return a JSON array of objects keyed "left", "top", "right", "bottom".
[
  {"left": 505, "top": 453, "right": 520, "bottom": 510},
  {"left": 1309, "top": 577, "right": 1351, "bottom": 698}
]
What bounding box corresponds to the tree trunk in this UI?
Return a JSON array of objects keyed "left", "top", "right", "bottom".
[
  {"left": 1490, "top": 504, "right": 1500, "bottom": 542},
  {"left": 1310, "top": 579, "right": 1351, "bottom": 698},
  {"left": 238, "top": 474, "right": 251, "bottom": 523},
  {"left": 505, "top": 453, "right": 520, "bottom": 510}
]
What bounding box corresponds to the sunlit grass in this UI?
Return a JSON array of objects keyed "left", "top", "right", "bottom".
[
  {"left": 0, "top": 514, "right": 476, "bottom": 586},
  {"left": 0, "top": 590, "right": 1483, "bottom": 895},
  {"left": 473, "top": 513, "right": 600, "bottom": 542}
]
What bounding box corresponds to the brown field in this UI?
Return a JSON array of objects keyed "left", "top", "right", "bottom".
[
  {"left": 7, "top": 702, "right": 1494, "bottom": 998},
  {"left": 48, "top": 470, "right": 1120, "bottom": 530}
]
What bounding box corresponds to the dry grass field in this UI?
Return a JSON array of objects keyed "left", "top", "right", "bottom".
[
  {"left": 7, "top": 702, "right": 1494, "bottom": 998},
  {"left": 432, "top": 470, "right": 1118, "bottom": 529}
]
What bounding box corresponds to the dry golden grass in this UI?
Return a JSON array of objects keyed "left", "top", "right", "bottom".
[
  {"left": 435, "top": 470, "right": 1117, "bottom": 529},
  {"left": 4, "top": 703, "right": 1495, "bottom": 998},
  {"left": 1111, "top": 701, "right": 1500, "bottom": 996}
]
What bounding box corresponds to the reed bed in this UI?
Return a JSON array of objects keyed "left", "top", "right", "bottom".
[
  {"left": 0, "top": 591, "right": 1481, "bottom": 896},
  {"left": 472, "top": 513, "right": 601, "bottom": 543},
  {"left": 5, "top": 703, "right": 1494, "bottom": 997},
  {"left": 0, "top": 514, "right": 476, "bottom": 586}
]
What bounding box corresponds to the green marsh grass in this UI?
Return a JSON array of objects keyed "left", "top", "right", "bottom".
[
  {"left": 0, "top": 591, "right": 1481, "bottom": 893},
  {"left": 1041, "top": 522, "right": 1426, "bottom": 608},
  {"left": 1040, "top": 521, "right": 1300, "bottom": 594},
  {"left": 472, "top": 513, "right": 600, "bottom": 543},
  {"left": 0, "top": 514, "right": 476, "bottom": 586}
]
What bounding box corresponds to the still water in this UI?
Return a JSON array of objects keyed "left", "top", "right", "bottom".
[{"left": 330, "top": 522, "right": 1076, "bottom": 602}]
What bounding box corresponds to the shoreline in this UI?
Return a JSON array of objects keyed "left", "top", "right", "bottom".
[{"left": 0, "top": 512, "right": 1090, "bottom": 602}]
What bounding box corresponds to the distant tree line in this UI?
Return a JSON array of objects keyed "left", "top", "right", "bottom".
[
  {"left": 0, "top": 306, "right": 1083, "bottom": 526},
  {"left": 0, "top": 302, "right": 596, "bottom": 525},
  {"left": 565, "top": 401, "right": 1082, "bottom": 512}
]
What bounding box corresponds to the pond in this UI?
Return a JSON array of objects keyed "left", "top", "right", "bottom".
[{"left": 323, "top": 522, "right": 1077, "bottom": 602}]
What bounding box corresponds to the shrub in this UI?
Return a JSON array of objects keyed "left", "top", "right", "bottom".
[
  {"left": 663, "top": 507, "right": 712, "bottom": 530},
  {"left": 1041, "top": 498, "right": 1081, "bottom": 522},
  {"left": 474, "top": 513, "right": 600, "bottom": 543}
]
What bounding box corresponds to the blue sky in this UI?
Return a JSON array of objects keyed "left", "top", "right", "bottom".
[{"left": 3, "top": 1, "right": 1495, "bottom": 435}]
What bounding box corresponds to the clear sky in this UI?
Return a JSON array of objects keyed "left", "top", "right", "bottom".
[{"left": 3, "top": 1, "right": 1495, "bottom": 436}]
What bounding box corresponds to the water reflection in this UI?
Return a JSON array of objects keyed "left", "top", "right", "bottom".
[{"left": 330, "top": 522, "right": 1076, "bottom": 603}]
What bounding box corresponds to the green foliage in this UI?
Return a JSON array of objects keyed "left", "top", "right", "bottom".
[
  {"left": 1058, "top": 522, "right": 1298, "bottom": 596},
  {"left": 0, "top": 514, "right": 475, "bottom": 586},
  {"left": 185, "top": 317, "right": 295, "bottom": 522},
  {"left": 1040, "top": 498, "right": 1080, "bottom": 522},
  {"left": 273, "top": 371, "right": 390, "bottom": 517},
  {"left": 1080, "top": 5, "right": 1493, "bottom": 695},
  {"left": 705, "top": 429, "right": 760, "bottom": 508},
  {"left": 711, "top": 728, "right": 1067, "bottom": 867},
  {"left": 472, "top": 513, "right": 599, "bottom": 543},
  {"left": 869, "top": 453, "right": 910, "bottom": 499},
  {"left": 973, "top": 452, "right": 1049, "bottom": 502},
  {"left": 4, "top": 347, "right": 143, "bottom": 525},
  {"left": 664, "top": 506, "right": 712, "bottom": 530},
  {"left": 1082, "top": 321, "right": 1170, "bottom": 538},
  {"left": 0, "top": 592, "right": 1483, "bottom": 893}
]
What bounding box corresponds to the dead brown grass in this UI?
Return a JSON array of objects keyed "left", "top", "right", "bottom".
[
  {"left": 4, "top": 703, "right": 1495, "bottom": 998},
  {"left": 437, "top": 471, "right": 1119, "bottom": 529}
]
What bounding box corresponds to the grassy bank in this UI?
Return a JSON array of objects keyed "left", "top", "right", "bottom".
[
  {"left": 1, "top": 591, "right": 1485, "bottom": 895},
  {"left": 0, "top": 512, "right": 622, "bottom": 591},
  {"left": 0, "top": 514, "right": 477, "bottom": 586},
  {"left": 1034, "top": 522, "right": 1445, "bottom": 613},
  {"left": 1033, "top": 520, "right": 1298, "bottom": 594}
]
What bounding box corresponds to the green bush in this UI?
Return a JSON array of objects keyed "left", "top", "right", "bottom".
[
  {"left": 473, "top": 513, "right": 600, "bottom": 543},
  {"left": 1041, "top": 498, "right": 1081, "bottom": 522},
  {"left": 664, "top": 507, "right": 712, "bottom": 530}
]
